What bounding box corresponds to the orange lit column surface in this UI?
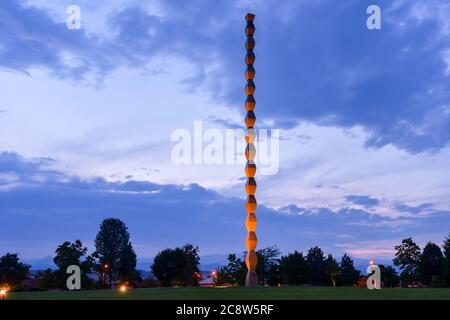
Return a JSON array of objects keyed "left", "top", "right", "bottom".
[{"left": 244, "top": 13, "right": 258, "bottom": 286}]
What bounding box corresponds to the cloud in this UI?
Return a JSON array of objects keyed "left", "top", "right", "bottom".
[
  {"left": 345, "top": 195, "right": 381, "bottom": 208},
  {"left": 108, "top": 0, "right": 450, "bottom": 154},
  {"left": 0, "top": 151, "right": 63, "bottom": 185},
  {"left": 0, "top": 0, "right": 127, "bottom": 83},
  {"left": 1, "top": 0, "right": 450, "bottom": 153},
  {"left": 206, "top": 116, "right": 242, "bottom": 130},
  {"left": 394, "top": 202, "right": 434, "bottom": 214},
  {"left": 278, "top": 204, "right": 306, "bottom": 215}
]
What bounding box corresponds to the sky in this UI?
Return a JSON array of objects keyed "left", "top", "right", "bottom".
[{"left": 0, "top": 0, "right": 450, "bottom": 267}]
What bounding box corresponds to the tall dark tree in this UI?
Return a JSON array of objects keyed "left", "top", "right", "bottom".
[
  {"left": 217, "top": 254, "right": 246, "bottom": 286},
  {"left": 182, "top": 244, "right": 201, "bottom": 274},
  {"left": 339, "top": 254, "right": 360, "bottom": 286},
  {"left": 36, "top": 268, "right": 58, "bottom": 291},
  {"left": 306, "top": 246, "right": 326, "bottom": 285},
  {"left": 54, "top": 240, "right": 87, "bottom": 267},
  {"left": 279, "top": 251, "right": 309, "bottom": 285},
  {"left": 379, "top": 265, "right": 399, "bottom": 288},
  {"left": 118, "top": 243, "right": 141, "bottom": 285},
  {"left": 443, "top": 234, "right": 450, "bottom": 287},
  {"left": 393, "top": 237, "right": 421, "bottom": 286},
  {"left": 53, "top": 240, "right": 93, "bottom": 289},
  {"left": 151, "top": 244, "right": 200, "bottom": 287},
  {"left": 325, "top": 254, "right": 339, "bottom": 287},
  {"left": 0, "top": 253, "right": 30, "bottom": 290},
  {"left": 216, "top": 266, "right": 230, "bottom": 286},
  {"left": 256, "top": 246, "right": 281, "bottom": 285},
  {"left": 94, "top": 218, "right": 138, "bottom": 288},
  {"left": 265, "top": 263, "right": 281, "bottom": 286},
  {"left": 419, "top": 242, "right": 444, "bottom": 285}
]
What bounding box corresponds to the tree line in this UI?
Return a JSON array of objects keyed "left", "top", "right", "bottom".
[
  {"left": 215, "top": 246, "right": 389, "bottom": 287},
  {"left": 0, "top": 218, "right": 449, "bottom": 290},
  {"left": 393, "top": 237, "right": 450, "bottom": 287},
  {"left": 1, "top": 218, "right": 141, "bottom": 291}
]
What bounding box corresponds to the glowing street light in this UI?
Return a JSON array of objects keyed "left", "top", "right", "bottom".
[
  {"left": 119, "top": 285, "right": 128, "bottom": 293},
  {"left": 0, "top": 288, "right": 7, "bottom": 299}
]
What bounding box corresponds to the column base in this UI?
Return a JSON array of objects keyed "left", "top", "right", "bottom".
[{"left": 245, "top": 270, "right": 259, "bottom": 286}]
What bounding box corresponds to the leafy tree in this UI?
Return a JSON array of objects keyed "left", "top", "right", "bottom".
[
  {"left": 151, "top": 244, "right": 200, "bottom": 286},
  {"left": 419, "top": 242, "right": 444, "bottom": 285},
  {"left": 54, "top": 240, "right": 87, "bottom": 268},
  {"left": 306, "top": 246, "right": 326, "bottom": 285},
  {"left": 325, "top": 254, "right": 339, "bottom": 287},
  {"left": 217, "top": 254, "right": 246, "bottom": 286},
  {"left": 94, "top": 218, "right": 138, "bottom": 288},
  {"left": 339, "top": 254, "right": 360, "bottom": 286},
  {"left": 265, "top": 263, "right": 281, "bottom": 286},
  {"left": 36, "top": 268, "right": 58, "bottom": 291},
  {"left": 379, "top": 265, "right": 399, "bottom": 288},
  {"left": 53, "top": 240, "right": 93, "bottom": 289},
  {"left": 182, "top": 244, "right": 201, "bottom": 274},
  {"left": 0, "top": 253, "right": 30, "bottom": 290},
  {"left": 442, "top": 234, "right": 450, "bottom": 287},
  {"left": 152, "top": 248, "right": 190, "bottom": 286},
  {"left": 393, "top": 237, "right": 421, "bottom": 286},
  {"left": 256, "top": 246, "right": 281, "bottom": 285},
  {"left": 217, "top": 246, "right": 281, "bottom": 286},
  {"left": 279, "top": 251, "right": 309, "bottom": 285},
  {"left": 117, "top": 243, "right": 141, "bottom": 285},
  {"left": 216, "top": 266, "right": 230, "bottom": 286}
]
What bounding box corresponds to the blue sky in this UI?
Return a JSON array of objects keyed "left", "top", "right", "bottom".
[{"left": 1, "top": 0, "right": 450, "bottom": 266}]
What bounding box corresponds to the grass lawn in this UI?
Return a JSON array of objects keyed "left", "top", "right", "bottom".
[{"left": 6, "top": 286, "right": 450, "bottom": 300}]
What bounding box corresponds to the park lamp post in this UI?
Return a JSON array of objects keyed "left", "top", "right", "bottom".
[{"left": 102, "top": 264, "right": 109, "bottom": 288}]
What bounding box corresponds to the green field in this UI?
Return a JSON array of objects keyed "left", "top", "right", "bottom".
[{"left": 6, "top": 286, "right": 450, "bottom": 300}]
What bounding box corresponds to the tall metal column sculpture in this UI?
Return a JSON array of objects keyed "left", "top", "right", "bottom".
[{"left": 244, "top": 13, "right": 258, "bottom": 286}]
